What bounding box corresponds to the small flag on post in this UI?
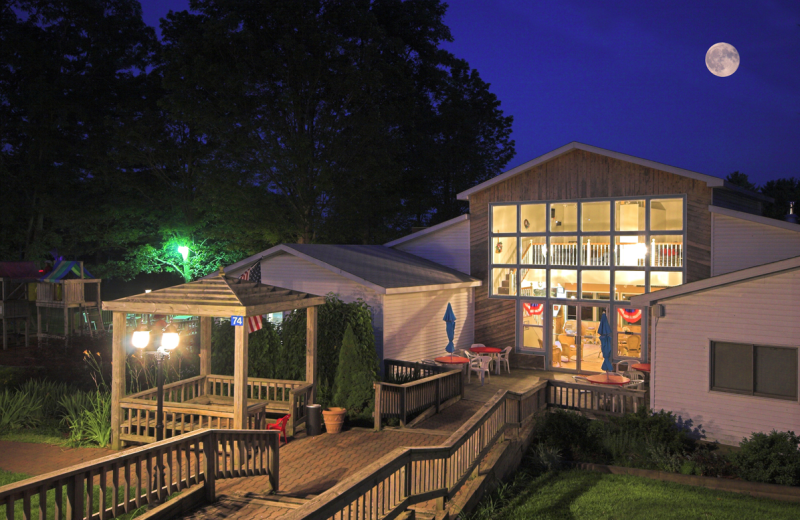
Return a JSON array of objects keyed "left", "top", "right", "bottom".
[
  {"left": 247, "top": 315, "right": 263, "bottom": 334},
  {"left": 239, "top": 261, "right": 261, "bottom": 284}
]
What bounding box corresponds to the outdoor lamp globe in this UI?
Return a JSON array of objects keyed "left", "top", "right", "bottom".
[
  {"left": 161, "top": 323, "right": 181, "bottom": 350},
  {"left": 131, "top": 322, "right": 151, "bottom": 349}
]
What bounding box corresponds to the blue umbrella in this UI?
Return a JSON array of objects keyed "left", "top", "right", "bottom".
[
  {"left": 599, "top": 313, "right": 614, "bottom": 373},
  {"left": 443, "top": 303, "right": 456, "bottom": 357}
]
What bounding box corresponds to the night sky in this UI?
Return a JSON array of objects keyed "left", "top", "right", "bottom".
[{"left": 140, "top": 0, "right": 800, "bottom": 186}]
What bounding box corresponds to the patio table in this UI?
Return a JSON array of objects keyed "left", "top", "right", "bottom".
[
  {"left": 434, "top": 355, "right": 469, "bottom": 381},
  {"left": 586, "top": 373, "right": 630, "bottom": 386},
  {"left": 631, "top": 363, "right": 651, "bottom": 373},
  {"left": 469, "top": 346, "right": 502, "bottom": 374}
]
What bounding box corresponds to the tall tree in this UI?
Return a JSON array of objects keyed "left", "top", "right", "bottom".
[
  {"left": 761, "top": 178, "right": 800, "bottom": 221},
  {"left": 725, "top": 171, "right": 758, "bottom": 192}
]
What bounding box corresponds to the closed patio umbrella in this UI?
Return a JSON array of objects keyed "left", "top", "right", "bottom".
[
  {"left": 443, "top": 303, "right": 456, "bottom": 358},
  {"left": 599, "top": 312, "right": 614, "bottom": 373}
]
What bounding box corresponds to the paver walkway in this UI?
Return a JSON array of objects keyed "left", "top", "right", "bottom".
[
  {"left": 183, "top": 428, "right": 442, "bottom": 519},
  {"left": 0, "top": 440, "right": 116, "bottom": 476}
]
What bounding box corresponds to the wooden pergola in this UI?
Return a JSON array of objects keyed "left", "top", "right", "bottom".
[{"left": 103, "top": 271, "right": 325, "bottom": 450}]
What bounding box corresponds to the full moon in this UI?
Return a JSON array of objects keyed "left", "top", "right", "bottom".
[{"left": 706, "top": 42, "right": 740, "bottom": 77}]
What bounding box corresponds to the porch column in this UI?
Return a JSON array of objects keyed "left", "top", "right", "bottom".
[
  {"left": 110, "top": 311, "right": 126, "bottom": 450},
  {"left": 200, "top": 316, "right": 212, "bottom": 394},
  {"left": 306, "top": 306, "right": 318, "bottom": 403},
  {"left": 233, "top": 322, "right": 249, "bottom": 429}
]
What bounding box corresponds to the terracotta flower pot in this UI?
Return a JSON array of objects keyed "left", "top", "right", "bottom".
[{"left": 322, "top": 407, "right": 347, "bottom": 434}]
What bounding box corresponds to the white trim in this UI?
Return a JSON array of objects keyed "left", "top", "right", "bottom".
[
  {"left": 456, "top": 142, "right": 725, "bottom": 201},
  {"left": 709, "top": 205, "right": 800, "bottom": 233},
  {"left": 630, "top": 255, "right": 800, "bottom": 306},
  {"left": 384, "top": 281, "right": 482, "bottom": 295},
  {"left": 384, "top": 214, "right": 470, "bottom": 247}
]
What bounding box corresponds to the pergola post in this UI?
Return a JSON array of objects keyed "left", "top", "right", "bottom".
[
  {"left": 200, "top": 316, "right": 212, "bottom": 395},
  {"left": 306, "top": 306, "right": 318, "bottom": 403},
  {"left": 110, "top": 311, "right": 126, "bottom": 450},
  {"left": 233, "top": 323, "right": 249, "bottom": 429}
]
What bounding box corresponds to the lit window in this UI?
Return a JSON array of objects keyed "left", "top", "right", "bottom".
[
  {"left": 581, "top": 271, "right": 610, "bottom": 300},
  {"left": 650, "top": 199, "right": 683, "bottom": 231},
  {"left": 550, "top": 270, "right": 577, "bottom": 298},
  {"left": 520, "top": 204, "right": 547, "bottom": 233},
  {"left": 492, "top": 236, "right": 517, "bottom": 265},
  {"left": 492, "top": 205, "right": 517, "bottom": 233},
  {"left": 615, "top": 200, "right": 645, "bottom": 232},
  {"left": 614, "top": 271, "right": 646, "bottom": 301},
  {"left": 550, "top": 203, "right": 578, "bottom": 232},
  {"left": 582, "top": 201, "right": 610, "bottom": 232},
  {"left": 520, "top": 269, "right": 546, "bottom": 297},
  {"left": 492, "top": 268, "right": 517, "bottom": 296},
  {"left": 650, "top": 271, "right": 683, "bottom": 291},
  {"left": 549, "top": 236, "right": 579, "bottom": 266},
  {"left": 615, "top": 235, "right": 647, "bottom": 267}
]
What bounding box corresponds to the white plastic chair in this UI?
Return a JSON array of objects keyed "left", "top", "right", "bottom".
[
  {"left": 616, "top": 359, "right": 635, "bottom": 374},
  {"left": 498, "top": 346, "right": 512, "bottom": 374},
  {"left": 625, "top": 371, "right": 645, "bottom": 390},
  {"left": 470, "top": 355, "right": 492, "bottom": 385}
]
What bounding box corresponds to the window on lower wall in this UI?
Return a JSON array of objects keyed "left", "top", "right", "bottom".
[{"left": 710, "top": 341, "right": 798, "bottom": 400}]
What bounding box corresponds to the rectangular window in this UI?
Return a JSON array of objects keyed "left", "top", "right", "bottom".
[
  {"left": 651, "top": 235, "right": 683, "bottom": 267},
  {"left": 615, "top": 200, "right": 645, "bottom": 231},
  {"left": 711, "top": 342, "right": 798, "bottom": 400},
  {"left": 550, "top": 203, "right": 578, "bottom": 232},
  {"left": 581, "top": 236, "right": 611, "bottom": 266},
  {"left": 651, "top": 198, "right": 683, "bottom": 230},
  {"left": 650, "top": 271, "right": 683, "bottom": 291},
  {"left": 550, "top": 269, "right": 577, "bottom": 298},
  {"left": 521, "top": 204, "right": 547, "bottom": 233},
  {"left": 615, "top": 235, "right": 647, "bottom": 267},
  {"left": 492, "top": 268, "right": 517, "bottom": 296},
  {"left": 549, "top": 236, "right": 579, "bottom": 266},
  {"left": 616, "top": 307, "right": 643, "bottom": 358},
  {"left": 520, "top": 268, "right": 546, "bottom": 297},
  {"left": 614, "top": 271, "right": 646, "bottom": 301},
  {"left": 581, "top": 270, "right": 610, "bottom": 300},
  {"left": 492, "top": 205, "right": 517, "bottom": 233},
  {"left": 521, "top": 302, "right": 545, "bottom": 350},
  {"left": 520, "top": 237, "right": 547, "bottom": 265},
  {"left": 492, "top": 236, "right": 517, "bottom": 265},
  {"left": 582, "top": 201, "right": 610, "bottom": 232}
]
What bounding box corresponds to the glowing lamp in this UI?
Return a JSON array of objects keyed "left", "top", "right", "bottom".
[
  {"left": 161, "top": 323, "right": 181, "bottom": 350},
  {"left": 131, "top": 321, "right": 151, "bottom": 349},
  {"left": 178, "top": 246, "right": 189, "bottom": 261}
]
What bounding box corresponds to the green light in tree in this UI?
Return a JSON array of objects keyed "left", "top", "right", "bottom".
[{"left": 177, "top": 245, "right": 190, "bottom": 261}]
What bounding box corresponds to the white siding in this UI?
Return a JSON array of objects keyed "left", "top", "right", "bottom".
[
  {"left": 392, "top": 219, "right": 470, "bottom": 274},
  {"left": 712, "top": 214, "right": 800, "bottom": 276},
  {"left": 260, "top": 253, "right": 385, "bottom": 359},
  {"left": 654, "top": 270, "right": 800, "bottom": 445},
  {"left": 383, "top": 288, "right": 475, "bottom": 362}
]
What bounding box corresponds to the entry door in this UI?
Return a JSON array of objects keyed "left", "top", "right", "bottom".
[{"left": 550, "top": 303, "right": 608, "bottom": 372}]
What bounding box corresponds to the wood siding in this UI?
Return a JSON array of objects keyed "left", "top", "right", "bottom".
[
  {"left": 392, "top": 219, "right": 471, "bottom": 274},
  {"left": 654, "top": 270, "right": 800, "bottom": 445},
  {"left": 260, "top": 254, "right": 385, "bottom": 360},
  {"left": 469, "top": 149, "right": 713, "bottom": 348},
  {"left": 383, "top": 288, "right": 474, "bottom": 362},
  {"left": 712, "top": 213, "right": 800, "bottom": 276}
]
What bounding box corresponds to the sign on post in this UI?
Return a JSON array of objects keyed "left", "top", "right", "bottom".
[{"left": 231, "top": 316, "right": 244, "bottom": 327}]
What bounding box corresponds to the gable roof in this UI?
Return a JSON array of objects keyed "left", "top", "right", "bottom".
[
  {"left": 224, "top": 244, "right": 481, "bottom": 295},
  {"left": 384, "top": 214, "right": 469, "bottom": 248},
  {"left": 710, "top": 205, "right": 800, "bottom": 232},
  {"left": 104, "top": 272, "right": 325, "bottom": 317},
  {"left": 630, "top": 255, "right": 800, "bottom": 306},
  {"left": 457, "top": 142, "right": 726, "bottom": 200}
]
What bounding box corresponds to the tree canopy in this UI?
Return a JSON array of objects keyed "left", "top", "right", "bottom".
[{"left": 1, "top": 0, "right": 515, "bottom": 281}]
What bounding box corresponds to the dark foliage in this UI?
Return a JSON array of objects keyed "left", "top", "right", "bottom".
[
  {"left": 333, "top": 324, "right": 379, "bottom": 420},
  {"left": 729, "top": 430, "right": 800, "bottom": 486}
]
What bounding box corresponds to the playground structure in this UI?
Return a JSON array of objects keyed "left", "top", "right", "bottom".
[
  {"left": 0, "top": 262, "right": 38, "bottom": 350},
  {"left": 36, "top": 261, "right": 104, "bottom": 345}
]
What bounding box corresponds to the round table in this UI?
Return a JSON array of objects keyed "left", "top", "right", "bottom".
[
  {"left": 586, "top": 373, "right": 630, "bottom": 386},
  {"left": 469, "top": 347, "right": 503, "bottom": 374},
  {"left": 434, "top": 355, "right": 469, "bottom": 365},
  {"left": 631, "top": 363, "right": 651, "bottom": 373}
]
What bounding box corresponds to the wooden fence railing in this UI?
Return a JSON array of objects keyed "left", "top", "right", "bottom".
[
  {"left": 383, "top": 359, "right": 454, "bottom": 382},
  {"left": 547, "top": 380, "right": 646, "bottom": 416},
  {"left": 374, "top": 368, "right": 464, "bottom": 430},
  {"left": 0, "top": 428, "right": 279, "bottom": 520},
  {"left": 284, "top": 381, "right": 548, "bottom": 520}
]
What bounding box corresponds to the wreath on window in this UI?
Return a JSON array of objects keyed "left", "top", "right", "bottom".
[
  {"left": 495, "top": 241, "right": 503, "bottom": 254},
  {"left": 523, "top": 218, "right": 530, "bottom": 229}
]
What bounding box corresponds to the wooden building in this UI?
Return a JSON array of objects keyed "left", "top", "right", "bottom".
[
  {"left": 455, "top": 142, "right": 771, "bottom": 373},
  {"left": 35, "top": 261, "right": 104, "bottom": 343}
]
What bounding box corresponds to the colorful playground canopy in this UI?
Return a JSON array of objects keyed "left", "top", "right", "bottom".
[{"left": 39, "top": 261, "right": 94, "bottom": 282}]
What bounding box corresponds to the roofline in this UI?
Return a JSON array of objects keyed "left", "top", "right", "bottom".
[
  {"left": 456, "top": 142, "right": 725, "bottom": 200},
  {"left": 721, "top": 181, "right": 773, "bottom": 203},
  {"left": 385, "top": 280, "right": 482, "bottom": 295},
  {"left": 709, "top": 205, "right": 800, "bottom": 233},
  {"left": 384, "top": 214, "right": 469, "bottom": 247},
  {"left": 630, "top": 255, "right": 800, "bottom": 306}
]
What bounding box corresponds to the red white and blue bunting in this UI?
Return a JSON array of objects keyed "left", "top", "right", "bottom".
[
  {"left": 523, "top": 302, "right": 544, "bottom": 316},
  {"left": 618, "top": 308, "right": 642, "bottom": 322}
]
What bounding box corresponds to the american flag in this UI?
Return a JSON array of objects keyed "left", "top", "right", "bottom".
[
  {"left": 247, "top": 315, "right": 263, "bottom": 334},
  {"left": 239, "top": 261, "right": 261, "bottom": 284}
]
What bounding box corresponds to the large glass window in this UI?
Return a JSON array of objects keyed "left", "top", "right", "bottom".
[
  {"left": 615, "top": 271, "right": 646, "bottom": 301},
  {"left": 650, "top": 235, "right": 683, "bottom": 267},
  {"left": 521, "top": 302, "right": 545, "bottom": 351},
  {"left": 651, "top": 199, "right": 683, "bottom": 231},
  {"left": 582, "top": 201, "right": 610, "bottom": 232},
  {"left": 615, "top": 200, "right": 645, "bottom": 231},
  {"left": 550, "top": 270, "right": 577, "bottom": 298},
  {"left": 520, "top": 237, "right": 547, "bottom": 265},
  {"left": 650, "top": 271, "right": 683, "bottom": 291},
  {"left": 582, "top": 236, "right": 611, "bottom": 266},
  {"left": 616, "top": 307, "right": 643, "bottom": 357},
  {"left": 581, "top": 271, "right": 610, "bottom": 300},
  {"left": 491, "top": 268, "right": 517, "bottom": 296},
  {"left": 550, "top": 203, "right": 578, "bottom": 232},
  {"left": 492, "top": 236, "right": 517, "bottom": 265},
  {"left": 520, "top": 268, "right": 546, "bottom": 297},
  {"left": 492, "top": 205, "right": 517, "bottom": 233},
  {"left": 521, "top": 204, "right": 547, "bottom": 233},
  {"left": 549, "top": 236, "right": 578, "bottom": 266},
  {"left": 615, "top": 235, "right": 647, "bottom": 267}
]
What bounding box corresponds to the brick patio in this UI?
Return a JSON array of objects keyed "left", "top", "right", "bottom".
[{"left": 0, "top": 440, "right": 116, "bottom": 476}]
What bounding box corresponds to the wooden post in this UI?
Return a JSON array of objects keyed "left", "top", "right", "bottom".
[
  {"left": 374, "top": 383, "right": 382, "bottom": 431},
  {"left": 305, "top": 306, "right": 318, "bottom": 403},
  {"left": 111, "top": 312, "right": 126, "bottom": 450},
  {"left": 233, "top": 323, "right": 249, "bottom": 429},
  {"left": 200, "top": 316, "right": 212, "bottom": 394},
  {"left": 203, "top": 432, "right": 216, "bottom": 502},
  {"left": 64, "top": 306, "right": 70, "bottom": 344},
  {"left": 269, "top": 433, "right": 280, "bottom": 492}
]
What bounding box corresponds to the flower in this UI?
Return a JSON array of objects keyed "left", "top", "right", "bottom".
[{"left": 96, "top": 352, "right": 100, "bottom": 356}]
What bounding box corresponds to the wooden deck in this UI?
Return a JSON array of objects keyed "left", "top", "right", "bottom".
[{"left": 463, "top": 368, "right": 579, "bottom": 403}]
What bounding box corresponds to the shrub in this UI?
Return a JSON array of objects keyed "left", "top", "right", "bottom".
[
  {"left": 609, "top": 408, "right": 698, "bottom": 456},
  {"left": 532, "top": 410, "right": 598, "bottom": 461},
  {"left": 531, "top": 443, "right": 563, "bottom": 472},
  {"left": 65, "top": 392, "right": 111, "bottom": 447},
  {"left": 332, "top": 324, "right": 378, "bottom": 420},
  {"left": 729, "top": 430, "right": 800, "bottom": 486},
  {"left": 0, "top": 390, "right": 42, "bottom": 431},
  {"left": 18, "top": 379, "right": 73, "bottom": 421},
  {"left": 59, "top": 391, "right": 93, "bottom": 429}
]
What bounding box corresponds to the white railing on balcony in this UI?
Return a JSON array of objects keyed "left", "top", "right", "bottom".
[
  {"left": 582, "top": 242, "right": 611, "bottom": 266},
  {"left": 651, "top": 243, "right": 683, "bottom": 267},
  {"left": 520, "top": 241, "right": 682, "bottom": 268},
  {"left": 550, "top": 243, "right": 578, "bottom": 265}
]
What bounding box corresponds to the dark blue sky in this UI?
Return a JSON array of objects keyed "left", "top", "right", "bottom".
[{"left": 140, "top": 0, "right": 800, "bottom": 186}]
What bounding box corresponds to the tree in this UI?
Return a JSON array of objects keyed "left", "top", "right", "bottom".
[
  {"left": 332, "top": 323, "right": 378, "bottom": 420},
  {"left": 725, "top": 171, "right": 758, "bottom": 192},
  {"left": 761, "top": 178, "right": 800, "bottom": 221}
]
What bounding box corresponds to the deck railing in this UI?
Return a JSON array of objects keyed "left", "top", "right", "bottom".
[
  {"left": 0, "top": 428, "right": 279, "bottom": 520},
  {"left": 374, "top": 367, "right": 464, "bottom": 430},
  {"left": 547, "top": 379, "right": 646, "bottom": 416},
  {"left": 285, "top": 381, "right": 548, "bottom": 520},
  {"left": 383, "top": 359, "right": 454, "bottom": 382}
]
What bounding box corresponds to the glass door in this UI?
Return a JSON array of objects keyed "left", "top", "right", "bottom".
[
  {"left": 520, "top": 301, "right": 546, "bottom": 352},
  {"left": 550, "top": 303, "right": 609, "bottom": 372}
]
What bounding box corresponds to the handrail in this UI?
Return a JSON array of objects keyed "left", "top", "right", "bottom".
[
  {"left": 548, "top": 379, "right": 646, "bottom": 416},
  {"left": 125, "top": 375, "right": 206, "bottom": 400},
  {"left": 0, "top": 428, "right": 280, "bottom": 520},
  {"left": 374, "top": 368, "right": 464, "bottom": 429},
  {"left": 286, "top": 380, "right": 548, "bottom": 520}
]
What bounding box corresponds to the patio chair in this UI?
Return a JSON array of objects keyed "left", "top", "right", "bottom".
[
  {"left": 625, "top": 371, "right": 645, "bottom": 390},
  {"left": 266, "top": 414, "right": 291, "bottom": 445},
  {"left": 498, "top": 346, "right": 513, "bottom": 374},
  {"left": 557, "top": 334, "right": 577, "bottom": 361},
  {"left": 470, "top": 355, "right": 492, "bottom": 385},
  {"left": 616, "top": 359, "right": 635, "bottom": 374},
  {"left": 469, "top": 343, "right": 486, "bottom": 351},
  {"left": 624, "top": 335, "right": 641, "bottom": 357}
]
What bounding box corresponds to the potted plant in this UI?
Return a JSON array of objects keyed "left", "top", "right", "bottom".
[{"left": 323, "top": 323, "right": 377, "bottom": 433}]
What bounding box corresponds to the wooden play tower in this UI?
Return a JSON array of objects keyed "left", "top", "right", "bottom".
[{"left": 36, "top": 261, "right": 104, "bottom": 344}]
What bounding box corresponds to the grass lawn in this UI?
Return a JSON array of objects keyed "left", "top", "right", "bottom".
[{"left": 478, "top": 469, "right": 799, "bottom": 520}]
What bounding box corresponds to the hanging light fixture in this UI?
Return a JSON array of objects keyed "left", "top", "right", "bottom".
[
  {"left": 161, "top": 322, "right": 181, "bottom": 350},
  {"left": 131, "top": 320, "right": 151, "bottom": 349}
]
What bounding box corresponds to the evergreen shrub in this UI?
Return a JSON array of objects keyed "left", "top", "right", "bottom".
[{"left": 332, "top": 324, "right": 378, "bottom": 420}]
